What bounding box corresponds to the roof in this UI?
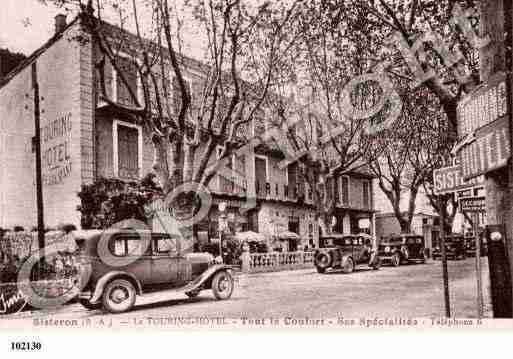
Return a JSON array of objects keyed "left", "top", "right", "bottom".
[{"left": 0, "top": 15, "right": 81, "bottom": 90}]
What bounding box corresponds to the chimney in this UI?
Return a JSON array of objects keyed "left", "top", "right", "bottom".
[{"left": 54, "top": 14, "right": 67, "bottom": 34}]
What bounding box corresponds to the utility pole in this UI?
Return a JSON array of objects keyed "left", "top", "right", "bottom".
[
  {"left": 481, "top": 0, "right": 513, "bottom": 317},
  {"left": 32, "top": 61, "right": 45, "bottom": 269},
  {"left": 439, "top": 196, "right": 451, "bottom": 317},
  {"left": 472, "top": 212, "right": 484, "bottom": 318}
]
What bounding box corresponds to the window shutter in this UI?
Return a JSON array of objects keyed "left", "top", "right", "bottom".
[
  {"left": 117, "top": 125, "right": 139, "bottom": 179},
  {"left": 341, "top": 177, "right": 349, "bottom": 205},
  {"left": 116, "top": 57, "right": 138, "bottom": 106}
]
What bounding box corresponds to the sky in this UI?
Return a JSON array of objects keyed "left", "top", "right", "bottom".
[
  {"left": 0, "top": 0, "right": 65, "bottom": 54},
  {"left": 0, "top": 0, "right": 203, "bottom": 57}
]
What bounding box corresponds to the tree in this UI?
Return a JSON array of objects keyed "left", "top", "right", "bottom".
[
  {"left": 368, "top": 85, "right": 451, "bottom": 233},
  {"left": 344, "top": 0, "right": 483, "bottom": 218},
  {"left": 45, "top": 0, "right": 300, "bottom": 240},
  {"left": 0, "top": 47, "right": 26, "bottom": 80},
  {"left": 262, "top": 2, "right": 384, "bottom": 234}
]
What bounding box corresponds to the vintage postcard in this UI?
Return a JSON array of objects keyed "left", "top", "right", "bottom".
[{"left": 1, "top": 1, "right": 513, "bottom": 348}]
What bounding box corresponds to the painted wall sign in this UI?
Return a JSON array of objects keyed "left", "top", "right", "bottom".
[
  {"left": 458, "top": 116, "right": 511, "bottom": 180},
  {"left": 41, "top": 112, "right": 72, "bottom": 185},
  {"left": 433, "top": 165, "right": 484, "bottom": 195},
  {"left": 457, "top": 72, "right": 508, "bottom": 137}
]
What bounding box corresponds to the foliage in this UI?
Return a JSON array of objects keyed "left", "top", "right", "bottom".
[
  {"left": 0, "top": 47, "right": 26, "bottom": 80},
  {"left": 76, "top": 174, "right": 162, "bottom": 229}
]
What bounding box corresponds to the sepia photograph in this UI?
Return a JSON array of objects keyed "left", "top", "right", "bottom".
[{"left": 0, "top": 1, "right": 513, "bottom": 350}]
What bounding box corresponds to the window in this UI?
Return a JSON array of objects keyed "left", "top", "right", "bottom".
[
  {"left": 111, "top": 237, "right": 146, "bottom": 257},
  {"left": 154, "top": 237, "right": 177, "bottom": 255},
  {"left": 340, "top": 176, "right": 349, "bottom": 205},
  {"left": 116, "top": 56, "right": 139, "bottom": 106},
  {"left": 362, "top": 180, "right": 371, "bottom": 208},
  {"left": 113, "top": 120, "right": 142, "bottom": 180}
]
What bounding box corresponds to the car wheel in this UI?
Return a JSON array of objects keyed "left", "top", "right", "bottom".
[
  {"left": 392, "top": 252, "right": 401, "bottom": 267},
  {"left": 211, "top": 270, "right": 234, "bottom": 300},
  {"left": 185, "top": 290, "right": 200, "bottom": 298},
  {"left": 102, "top": 279, "right": 136, "bottom": 314},
  {"left": 316, "top": 266, "right": 326, "bottom": 274},
  {"left": 342, "top": 257, "right": 355, "bottom": 274},
  {"left": 315, "top": 253, "right": 331, "bottom": 271},
  {"left": 78, "top": 299, "right": 102, "bottom": 310}
]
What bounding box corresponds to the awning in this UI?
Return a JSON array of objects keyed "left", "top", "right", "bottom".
[
  {"left": 277, "top": 231, "right": 300, "bottom": 240},
  {"left": 234, "top": 231, "right": 267, "bottom": 243}
]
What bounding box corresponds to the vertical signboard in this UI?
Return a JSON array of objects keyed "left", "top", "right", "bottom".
[{"left": 456, "top": 72, "right": 511, "bottom": 180}]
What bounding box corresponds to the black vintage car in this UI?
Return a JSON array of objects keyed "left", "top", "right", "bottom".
[
  {"left": 314, "top": 233, "right": 380, "bottom": 274},
  {"left": 432, "top": 234, "right": 466, "bottom": 260},
  {"left": 378, "top": 234, "right": 426, "bottom": 266},
  {"left": 74, "top": 229, "right": 235, "bottom": 313}
]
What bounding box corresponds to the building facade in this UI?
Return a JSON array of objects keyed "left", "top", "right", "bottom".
[{"left": 0, "top": 15, "right": 375, "bottom": 248}]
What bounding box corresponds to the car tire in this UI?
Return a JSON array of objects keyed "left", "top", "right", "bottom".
[
  {"left": 342, "top": 257, "right": 355, "bottom": 274},
  {"left": 102, "top": 279, "right": 137, "bottom": 314},
  {"left": 314, "top": 253, "right": 331, "bottom": 271},
  {"left": 211, "top": 270, "right": 234, "bottom": 300},
  {"left": 78, "top": 299, "right": 102, "bottom": 311},
  {"left": 392, "top": 252, "right": 401, "bottom": 267},
  {"left": 185, "top": 290, "right": 200, "bottom": 298},
  {"left": 316, "top": 266, "right": 326, "bottom": 274}
]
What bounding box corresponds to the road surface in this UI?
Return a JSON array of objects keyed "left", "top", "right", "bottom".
[{"left": 4, "top": 257, "right": 491, "bottom": 325}]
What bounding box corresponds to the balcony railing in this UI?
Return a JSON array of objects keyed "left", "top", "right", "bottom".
[{"left": 215, "top": 177, "right": 313, "bottom": 204}]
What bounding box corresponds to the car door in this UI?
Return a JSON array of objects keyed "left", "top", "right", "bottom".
[
  {"left": 148, "top": 235, "right": 181, "bottom": 286},
  {"left": 110, "top": 235, "right": 152, "bottom": 284}
]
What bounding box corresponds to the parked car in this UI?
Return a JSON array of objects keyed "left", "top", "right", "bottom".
[
  {"left": 314, "top": 233, "right": 380, "bottom": 274},
  {"left": 378, "top": 234, "right": 426, "bottom": 266},
  {"left": 74, "top": 229, "right": 235, "bottom": 313},
  {"left": 464, "top": 233, "right": 488, "bottom": 257},
  {"left": 432, "top": 234, "right": 466, "bottom": 260}
]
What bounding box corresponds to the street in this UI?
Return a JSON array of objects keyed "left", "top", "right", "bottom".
[{"left": 4, "top": 258, "right": 491, "bottom": 322}]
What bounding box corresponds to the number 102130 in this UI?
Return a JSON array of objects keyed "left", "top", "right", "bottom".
[{"left": 11, "top": 342, "right": 42, "bottom": 351}]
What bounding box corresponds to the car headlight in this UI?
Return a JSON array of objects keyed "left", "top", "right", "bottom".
[{"left": 384, "top": 246, "right": 390, "bottom": 253}]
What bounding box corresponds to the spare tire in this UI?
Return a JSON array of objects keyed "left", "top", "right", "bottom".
[{"left": 315, "top": 252, "right": 332, "bottom": 271}]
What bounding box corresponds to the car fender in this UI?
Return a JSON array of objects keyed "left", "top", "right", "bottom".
[
  {"left": 89, "top": 271, "right": 143, "bottom": 304},
  {"left": 185, "top": 264, "right": 234, "bottom": 292}
]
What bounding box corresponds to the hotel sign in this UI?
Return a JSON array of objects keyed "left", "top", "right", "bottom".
[
  {"left": 457, "top": 72, "right": 508, "bottom": 137},
  {"left": 458, "top": 116, "right": 510, "bottom": 180},
  {"left": 456, "top": 72, "right": 511, "bottom": 180},
  {"left": 433, "top": 165, "right": 484, "bottom": 195}
]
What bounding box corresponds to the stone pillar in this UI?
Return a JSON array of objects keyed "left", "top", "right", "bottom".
[{"left": 240, "top": 242, "right": 251, "bottom": 273}]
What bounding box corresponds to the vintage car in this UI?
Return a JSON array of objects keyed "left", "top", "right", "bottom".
[
  {"left": 378, "top": 234, "right": 427, "bottom": 266},
  {"left": 465, "top": 233, "right": 488, "bottom": 257},
  {"left": 432, "top": 234, "right": 466, "bottom": 260},
  {"left": 74, "top": 229, "right": 235, "bottom": 313},
  {"left": 313, "top": 233, "right": 380, "bottom": 274}
]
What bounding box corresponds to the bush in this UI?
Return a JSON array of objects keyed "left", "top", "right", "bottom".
[{"left": 77, "top": 174, "right": 162, "bottom": 229}]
